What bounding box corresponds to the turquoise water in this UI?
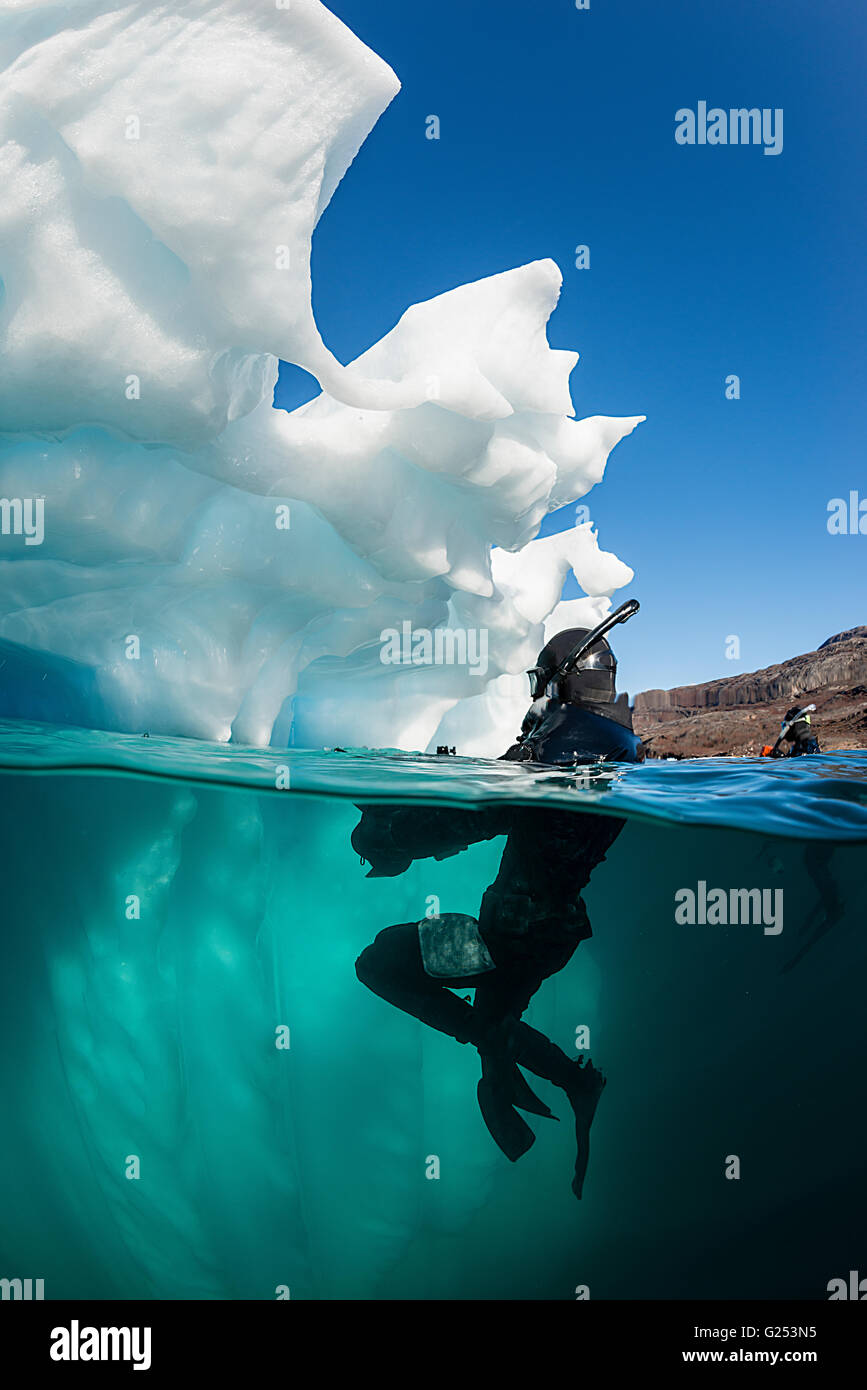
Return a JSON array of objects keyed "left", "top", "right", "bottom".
[{"left": 0, "top": 720, "right": 865, "bottom": 1299}]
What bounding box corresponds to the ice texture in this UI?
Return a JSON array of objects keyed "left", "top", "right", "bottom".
[
  {"left": 0, "top": 0, "right": 403, "bottom": 439},
  {"left": 2, "top": 755, "right": 865, "bottom": 1297},
  {"left": 0, "top": 0, "right": 643, "bottom": 753}
]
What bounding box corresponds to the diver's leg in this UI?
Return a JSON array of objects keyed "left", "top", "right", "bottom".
[
  {"left": 471, "top": 948, "right": 586, "bottom": 1091},
  {"left": 456, "top": 973, "right": 541, "bottom": 1160},
  {"left": 356, "top": 927, "right": 539, "bottom": 1160},
  {"left": 355, "top": 922, "right": 484, "bottom": 1043},
  {"left": 473, "top": 957, "right": 605, "bottom": 1198},
  {"left": 507, "top": 1017, "right": 606, "bottom": 1199},
  {"left": 783, "top": 842, "right": 844, "bottom": 971}
]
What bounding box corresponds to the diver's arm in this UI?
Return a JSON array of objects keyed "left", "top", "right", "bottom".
[
  {"left": 351, "top": 806, "right": 414, "bottom": 877},
  {"left": 352, "top": 803, "right": 507, "bottom": 878},
  {"left": 499, "top": 698, "right": 548, "bottom": 761}
]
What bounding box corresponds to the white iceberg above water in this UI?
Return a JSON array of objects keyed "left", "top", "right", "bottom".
[{"left": 0, "top": 0, "right": 643, "bottom": 755}]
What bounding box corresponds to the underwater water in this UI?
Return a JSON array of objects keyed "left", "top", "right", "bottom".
[{"left": 0, "top": 721, "right": 865, "bottom": 1301}]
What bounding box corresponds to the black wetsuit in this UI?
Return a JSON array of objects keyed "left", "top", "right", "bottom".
[
  {"left": 354, "top": 801, "right": 624, "bottom": 1046},
  {"left": 788, "top": 735, "right": 821, "bottom": 756},
  {"left": 771, "top": 733, "right": 821, "bottom": 758},
  {"left": 353, "top": 700, "right": 641, "bottom": 1072},
  {"left": 770, "top": 711, "right": 821, "bottom": 758},
  {"left": 353, "top": 700, "right": 643, "bottom": 1186}
]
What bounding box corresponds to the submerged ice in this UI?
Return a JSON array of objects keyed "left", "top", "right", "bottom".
[
  {"left": 1, "top": 754, "right": 865, "bottom": 1298},
  {"left": 0, "top": 0, "right": 643, "bottom": 753}
]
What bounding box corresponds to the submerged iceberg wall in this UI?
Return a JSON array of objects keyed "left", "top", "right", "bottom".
[{"left": 0, "top": 0, "right": 643, "bottom": 754}]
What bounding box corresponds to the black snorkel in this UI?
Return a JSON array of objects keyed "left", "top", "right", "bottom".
[
  {"left": 558, "top": 598, "right": 640, "bottom": 677},
  {"left": 528, "top": 599, "right": 640, "bottom": 701},
  {"left": 515, "top": 599, "right": 643, "bottom": 765}
]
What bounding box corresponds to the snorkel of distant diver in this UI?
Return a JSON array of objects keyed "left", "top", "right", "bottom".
[{"left": 762, "top": 702, "right": 817, "bottom": 758}]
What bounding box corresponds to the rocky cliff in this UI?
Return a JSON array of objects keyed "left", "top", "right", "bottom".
[{"left": 633, "top": 628, "right": 867, "bottom": 757}]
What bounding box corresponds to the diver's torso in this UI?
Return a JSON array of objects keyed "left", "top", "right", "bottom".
[
  {"left": 504, "top": 700, "right": 643, "bottom": 767},
  {"left": 790, "top": 737, "right": 821, "bottom": 756},
  {"left": 479, "top": 806, "right": 625, "bottom": 971},
  {"left": 482, "top": 701, "right": 637, "bottom": 968},
  {"left": 491, "top": 805, "right": 625, "bottom": 901}
]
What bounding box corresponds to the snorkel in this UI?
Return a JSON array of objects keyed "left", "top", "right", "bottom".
[
  {"left": 761, "top": 703, "right": 817, "bottom": 757},
  {"left": 528, "top": 599, "right": 640, "bottom": 702},
  {"left": 769, "top": 703, "right": 816, "bottom": 755},
  {"left": 514, "top": 600, "right": 643, "bottom": 766},
  {"left": 558, "top": 599, "right": 640, "bottom": 677}
]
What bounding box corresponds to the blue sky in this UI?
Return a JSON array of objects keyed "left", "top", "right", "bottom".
[{"left": 275, "top": 0, "right": 866, "bottom": 697}]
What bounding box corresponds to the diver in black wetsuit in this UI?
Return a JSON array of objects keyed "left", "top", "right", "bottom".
[
  {"left": 767, "top": 704, "right": 821, "bottom": 758},
  {"left": 353, "top": 602, "right": 642, "bottom": 1199}
]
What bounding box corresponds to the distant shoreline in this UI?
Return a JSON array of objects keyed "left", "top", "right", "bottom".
[{"left": 633, "top": 627, "right": 867, "bottom": 758}]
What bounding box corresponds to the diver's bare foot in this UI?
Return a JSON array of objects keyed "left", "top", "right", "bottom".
[{"left": 566, "top": 1058, "right": 606, "bottom": 1200}]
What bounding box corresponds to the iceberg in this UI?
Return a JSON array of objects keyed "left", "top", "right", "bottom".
[
  {"left": 0, "top": 6, "right": 863, "bottom": 1313},
  {"left": 0, "top": 0, "right": 643, "bottom": 754}
]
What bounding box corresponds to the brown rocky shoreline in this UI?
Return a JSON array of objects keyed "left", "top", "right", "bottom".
[{"left": 632, "top": 627, "right": 867, "bottom": 758}]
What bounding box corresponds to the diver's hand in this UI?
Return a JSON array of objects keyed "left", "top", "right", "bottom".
[
  {"left": 351, "top": 809, "right": 412, "bottom": 878},
  {"left": 360, "top": 854, "right": 413, "bottom": 878}
]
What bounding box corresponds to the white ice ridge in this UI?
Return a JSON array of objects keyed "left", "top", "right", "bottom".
[
  {"left": 0, "top": 0, "right": 644, "bottom": 754},
  {"left": 0, "top": 0, "right": 406, "bottom": 439}
]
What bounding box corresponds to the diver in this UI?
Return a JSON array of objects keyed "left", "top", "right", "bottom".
[
  {"left": 353, "top": 601, "right": 642, "bottom": 1200},
  {"left": 764, "top": 703, "right": 821, "bottom": 758}
]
